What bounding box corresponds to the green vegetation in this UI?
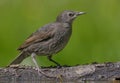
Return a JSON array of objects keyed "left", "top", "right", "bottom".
[{"left": 0, "top": 0, "right": 120, "bottom": 67}]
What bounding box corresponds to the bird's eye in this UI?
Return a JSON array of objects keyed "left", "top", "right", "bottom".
[{"left": 68, "top": 13, "right": 74, "bottom": 17}]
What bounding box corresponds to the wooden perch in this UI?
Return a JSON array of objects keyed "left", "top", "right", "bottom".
[{"left": 0, "top": 62, "right": 120, "bottom": 82}]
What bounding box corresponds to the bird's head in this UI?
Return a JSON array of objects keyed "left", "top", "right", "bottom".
[{"left": 56, "top": 10, "right": 85, "bottom": 24}]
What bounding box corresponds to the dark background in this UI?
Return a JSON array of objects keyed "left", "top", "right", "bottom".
[{"left": 0, "top": 0, "right": 120, "bottom": 67}]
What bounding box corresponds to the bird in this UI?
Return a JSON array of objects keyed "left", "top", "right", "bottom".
[{"left": 8, "top": 10, "right": 85, "bottom": 75}]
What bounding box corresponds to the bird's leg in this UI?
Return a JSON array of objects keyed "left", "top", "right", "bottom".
[
  {"left": 31, "top": 53, "right": 47, "bottom": 76},
  {"left": 48, "top": 55, "right": 62, "bottom": 68}
]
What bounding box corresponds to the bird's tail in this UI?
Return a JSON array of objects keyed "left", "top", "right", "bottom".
[{"left": 8, "top": 52, "right": 29, "bottom": 66}]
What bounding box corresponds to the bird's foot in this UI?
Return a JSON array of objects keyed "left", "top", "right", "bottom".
[
  {"left": 34, "top": 67, "right": 56, "bottom": 78},
  {"left": 34, "top": 67, "right": 46, "bottom": 76}
]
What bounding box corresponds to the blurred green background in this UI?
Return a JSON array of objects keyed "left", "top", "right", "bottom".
[{"left": 0, "top": 0, "right": 120, "bottom": 67}]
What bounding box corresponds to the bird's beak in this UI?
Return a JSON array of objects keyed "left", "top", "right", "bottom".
[{"left": 77, "top": 12, "right": 86, "bottom": 16}]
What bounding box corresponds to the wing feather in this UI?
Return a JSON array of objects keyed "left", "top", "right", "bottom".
[{"left": 18, "top": 27, "right": 55, "bottom": 50}]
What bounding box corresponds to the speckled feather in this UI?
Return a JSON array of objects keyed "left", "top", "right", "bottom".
[
  {"left": 18, "top": 22, "right": 71, "bottom": 55},
  {"left": 9, "top": 10, "right": 85, "bottom": 66}
]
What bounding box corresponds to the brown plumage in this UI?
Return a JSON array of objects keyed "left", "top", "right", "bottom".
[{"left": 9, "top": 10, "right": 85, "bottom": 74}]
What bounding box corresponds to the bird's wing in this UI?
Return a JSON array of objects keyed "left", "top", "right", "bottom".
[{"left": 18, "top": 26, "right": 55, "bottom": 50}]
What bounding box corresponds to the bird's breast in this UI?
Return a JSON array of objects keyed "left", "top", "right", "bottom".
[{"left": 49, "top": 27, "right": 72, "bottom": 54}]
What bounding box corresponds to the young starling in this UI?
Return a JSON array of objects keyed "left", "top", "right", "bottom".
[{"left": 9, "top": 10, "right": 85, "bottom": 74}]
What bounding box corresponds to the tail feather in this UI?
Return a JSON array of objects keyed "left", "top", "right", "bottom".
[{"left": 8, "top": 52, "right": 29, "bottom": 66}]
